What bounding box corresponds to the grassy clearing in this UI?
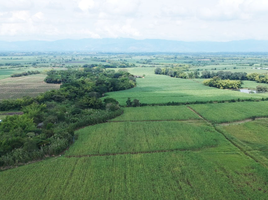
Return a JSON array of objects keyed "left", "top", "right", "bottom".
[
  {"left": 218, "top": 118, "right": 268, "bottom": 164},
  {"left": 110, "top": 106, "right": 200, "bottom": 121},
  {"left": 190, "top": 101, "right": 268, "bottom": 123},
  {"left": 104, "top": 68, "right": 268, "bottom": 105},
  {"left": 65, "top": 121, "right": 230, "bottom": 156},
  {"left": 0, "top": 74, "right": 60, "bottom": 100},
  {"left": 242, "top": 81, "right": 268, "bottom": 89},
  {"left": 1, "top": 152, "right": 268, "bottom": 200}
]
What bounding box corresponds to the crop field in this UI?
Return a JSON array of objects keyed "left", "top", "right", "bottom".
[
  {"left": 1, "top": 151, "right": 268, "bottom": 200},
  {"left": 65, "top": 121, "right": 230, "bottom": 156},
  {"left": 218, "top": 118, "right": 268, "bottom": 165},
  {"left": 105, "top": 68, "right": 268, "bottom": 105},
  {"left": 0, "top": 74, "right": 60, "bottom": 100},
  {"left": 2, "top": 54, "right": 268, "bottom": 199},
  {"left": 110, "top": 106, "right": 201, "bottom": 121},
  {"left": 189, "top": 101, "right": 268, "bottom": 123}
]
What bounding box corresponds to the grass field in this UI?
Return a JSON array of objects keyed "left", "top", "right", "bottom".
[
  {"left": 190, "top": 101, "right": 268, "bottom": 123},
  {"left": 2, "top": 64, "right": 268, "bottom": 199},
  {"left": 1, "top": 151, "right": 268, "bottom": 200},
  {"left": 65, "top": 121, "right": 230, "bottom": 156},
  {"left": 104, "top": 68, "right": 268, "bottom": 105},
  {"left": 0, "top": 74, "right": 60, "bottom": 100},
  {"left": 242, "top": 81, "right": 268, "bottom": 89},
  {"left": 218, "top": 118, "right": 268, "bottom": 165},
  {"left": 110, "top": 106, "right": 201, "bottom": 121}
]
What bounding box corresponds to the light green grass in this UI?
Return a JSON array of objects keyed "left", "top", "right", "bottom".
[
  {"left": 1, "top": 152, "right": 268, "bottom": 200},
  {"left": 190, "top": 101, "right": 268, "bottom": 123},
  {"left": 104, "top": 68, "right": 268, "bottom": 105},
  {"left": 110, "top": 106, "right": 200, "bottom": 121},
  {"left": 65, "top": 121, "right": 228, "bottom": 156},
  {"left": 242, "top": 81, "right": 268, "bottom": 89},
  {"left": 218, "top": 118, "right": 268, "bottom": 164}
]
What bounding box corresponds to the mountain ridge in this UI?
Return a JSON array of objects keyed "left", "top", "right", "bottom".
[{"left": 1, "top": 38, "right": 268, "bottom": 52}]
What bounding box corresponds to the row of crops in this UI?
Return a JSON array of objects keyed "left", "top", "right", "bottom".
[{"left": 1, "top": 102, "right": 268, "bottom": 199}]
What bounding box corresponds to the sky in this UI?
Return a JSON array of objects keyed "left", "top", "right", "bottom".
[{"left": 1, "top": 0, "right": 268, "bottom": 42}]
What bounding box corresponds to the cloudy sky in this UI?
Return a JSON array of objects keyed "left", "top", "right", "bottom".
[{"left": 1, "top": 0, "right": 268, "bottom": 41}]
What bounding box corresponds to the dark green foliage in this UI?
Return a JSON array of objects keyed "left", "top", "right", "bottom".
[
  {"left": 0, "top": 68, "right": 134, "bottom": 167},
  {"left": 203, "top": 77, "right": 242, "bottom": 89},
  {"left": 256, "top": 85, "right": 268, "bottom": 92},
  {"left": 201, "top": 71, "right": 247, "bottom": 80},
  {"left": 11, "top": 71, "right": 40, "bottom": 77}
]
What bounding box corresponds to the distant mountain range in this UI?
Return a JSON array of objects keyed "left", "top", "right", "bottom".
[{"left": 1, "top": 38, "right": 268, "bottom": 52}]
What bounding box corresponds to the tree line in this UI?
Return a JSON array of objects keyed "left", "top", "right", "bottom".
[
  {"left": 11, "top": 71, "right": 40, "bottom": 77},
  {"left": 0, "top": 68, "right": 136, "bottom": 167}
]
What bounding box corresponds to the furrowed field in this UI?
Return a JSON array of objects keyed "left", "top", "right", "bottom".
[{"left": 0, "top": 74, "right": 60, "bottom": 100}]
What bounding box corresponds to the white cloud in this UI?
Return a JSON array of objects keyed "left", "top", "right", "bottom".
[
  {"left": 78, "top": 0, "right": 95, "bottom": 12},
  {"left": 0, "top": 0, "right": 34, "bottom": 11},
  {"left": 104, "top": 0, "right": 141, "bottom": 16},
  {"left": 1, "top": 0, "right": 268, "bottom": 41}
]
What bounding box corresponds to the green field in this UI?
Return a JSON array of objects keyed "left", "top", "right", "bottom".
[
  {"left": 104, "top": 68, "right": 268, "bottom": 105},
  {"left": 242, "top": 81, "right": 268, "bottom": 89},
  {"left": 65, "top": 121, "right": 230, "bottom": 156},
  {"left": 190, "top": 101, "right": 268, "bottom": 123},
  {"left": 2, "top": 54, "right": 268, "bottom": 199},
  {"left": 1, "top": 151, "right": 268, "bottom": 200},
  {"left": 110, "top": 106, "right": 200, "bottom": 121},
  {"left": 218, "top": 118, "right": 268, "bottom": 165}
]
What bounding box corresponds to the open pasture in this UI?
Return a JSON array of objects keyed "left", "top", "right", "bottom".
[
  {"left": 1, "top": 151, "right": 268, "bottom": 200},
  {"left": 110, "top": 106, "right": 200, "bottom": 121},
  {"left": 190, "top": 101, "right": 268, "bottom": 123},
  {"left": 0, "top": 74, "right": 60, "bottom": 100},
  {"left": 65, "top": 121, "right": 225, "bottom": 156},
  {"left": 105, "top": 68, "right": 268, "bottom": 105}
]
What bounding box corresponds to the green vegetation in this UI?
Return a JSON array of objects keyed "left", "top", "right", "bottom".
[
  {"left": 65, "top": 121, "right": 225, "bottom": 156},
  {"left": 203, "top": 77, "right": 242, "bottom": 89},
  {"left": 11, "top": 71, "right": 40, "bottom": 77},
  {"left": 190, "top": 101, "right": 268, "bottom": 123},
  {"left": 110, "top": 106, "right": 200, "bottom": 121},
  {"left": 2, "top": 53, "right": 268, "bottom": 199},
  {"left": 0, "top": 68, "right": 135, "bottom": 167},
  {"left": 105, "top": 68, "right": 268, "bottom": 105},
  {"left": 1, "top": 151, "right": 268, "bottom": 200}
]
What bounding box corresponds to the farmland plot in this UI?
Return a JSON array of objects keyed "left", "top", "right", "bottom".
[
  {"left": 218, "top": 118, "right": 268, "bottom": 165},
  {"left": 104, "top": 68, "right": 268, "bottom": 105},
  {"left": 65, "top": 121, "right": 232, "bottom": 156},
  {"left": 190, "top": 101, "right": 268, "bottom": 123},
  {"left": 110, "top": 106, "right": 200, "bottom": 121},
  {"left": 0, "top": 74, "right": 60, "bottom": 100},
  {"left": 1, "top": 152, "right": 268, "bottom": 200}
]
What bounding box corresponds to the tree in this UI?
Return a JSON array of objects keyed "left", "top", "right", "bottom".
[
  {"left": 126, "top": 98, "right": 132, "bottom": 107},
  {"left": 154, "top": 67, "right": 162, "bottom": 74}
]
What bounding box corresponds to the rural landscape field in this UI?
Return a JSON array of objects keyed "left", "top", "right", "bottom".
[{"left": 1, "top": 53, "right": 268, "bottom": 199}]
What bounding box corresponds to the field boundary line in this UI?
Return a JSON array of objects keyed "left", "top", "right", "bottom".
[
  {"left": 217, "top": 117, "right": 268, "bottom": 126},
  {"left": 187, "top": 106, "right": 268, "bottom": 169},
  {"left": 186, "top": 106, "right": 207, "bottom": 121},
  {"left": 108, "top": 119, "right": 202, "bottom": 123},
  {"left": 65, "top": 148, "right": 212, "bottom": 158}
]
